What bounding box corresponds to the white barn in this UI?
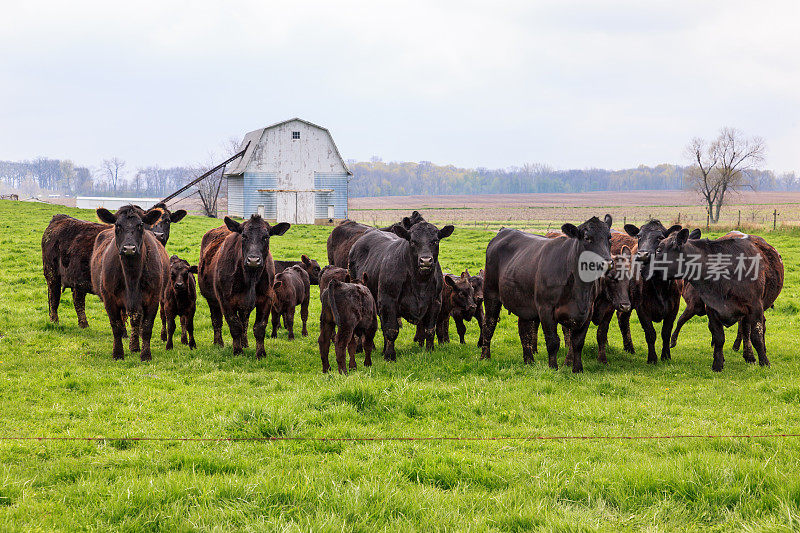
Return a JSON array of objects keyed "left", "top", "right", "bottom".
[{"left": 224, "top": 118, "right": 352, "bottom": 224}]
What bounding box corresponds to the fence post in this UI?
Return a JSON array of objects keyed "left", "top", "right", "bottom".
[
  {"left": 623, "top": 216, "right": 626, "bottom": 226},
  {"left": 738, "top": 210, "right": 741, "bottom": 228},
  {"left": 677, "top": 212, "right": 681, "bottom": 224},
  {"left": 707, "top": 214, "right": 710, "bottom": 228},
  {"left": 774, "top": 209, "right": 777, "bottom": 230}
]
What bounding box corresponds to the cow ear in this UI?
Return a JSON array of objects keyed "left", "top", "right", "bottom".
[
  {"left": 665, "top": 224, "right": 682, "bottom": 236},
  {"left": 604, "top": 214, "right": 613, "bottom": 228},
  {"left": 344, "top": 273, "right": 351, "bottom": 283},
  {"left": 479, "top": 269, "right": 484, "bottom": 277},
  {"left": 97, "top": 208, "right": 116, "bottom": 224},
  {"left": 361, "top": 272, "right": 369, "bottom": 285},
  {"left": 188, "top": 265, "right": 198, "bottom": 274},
  {"left": 391, "top": 224, "right": 411, "bottom": 240},
  {"left": 462, "top": 268, "right": 470, "bottom": 278},
  {"left": 224, "top": 217, "right": 242, "bottom": 233},
  {"left": 620, "top": 245, "right": 632, "bottom": 258},
  {"left": 438, "top": 225, "right": 455, "bottom": 239},
  {"left": 561, "top": 223, "right": 581, "bottom": 239},
  {"left": 169, "top": 210, "right": 187, "bottom": 223},
  {"left": 444, "top": 275, "right": 457, "bottom": 288},
  {"left": 270, "top": 222, "right": 291, "bottom": 236},
  {"left": 301, "top": 254, "right": 310, "bottom": 265},
  {"left": 401, "top": 216, "right": 413, "bottom": 229},
  {"left": 624, "top": 224, "right": 639, "bottom": 237},
  {"left": 142, "top": 209, "right": 162, "bottom": 226},
  {"left": 273, "top": 280, "right": 283, "bottom": 290},
  {"left": 689, "top": 229, "right": 702, "bottom": 240},
  {"left": 676, "top": 228, "right": 690, "bottom": 246}
]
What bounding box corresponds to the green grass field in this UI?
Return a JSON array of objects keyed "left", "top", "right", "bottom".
[{"left": 1, "top": 199, "right": 800, "bottom": 531}]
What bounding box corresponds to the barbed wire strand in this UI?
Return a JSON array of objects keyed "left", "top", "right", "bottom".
[{"left": 0, "top": 433, "right": 798, "bottom": 443}]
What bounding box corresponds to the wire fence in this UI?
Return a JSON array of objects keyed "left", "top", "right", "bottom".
[{"left": 2, "top": 433, "right": 799, "bottom": 444}]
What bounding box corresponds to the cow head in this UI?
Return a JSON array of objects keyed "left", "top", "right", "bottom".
[
  {"left": 624, "top": 219, "right": 682, "bottom": 264},
  {"left": 391, "top": 221, "right": 454, "bottom": 275},
  {"left": 131, "top": 203, "right": 187, "bottom": 246},
  {"left": 445, "top": 272, "right": 477, "bottom": 315},
  {"left": 224, "top": 215, "right": 290, "bottom": 271},
  {"left": 561, "top": 214, "right": 614, "bottom": 274},
  {"left": 168, "top": 255, "right": 197, "bottom": 293},
  {"left": 97, "top": 205, "right": 161, "bottom": 259},
  {"left": 300, "top": 254, "right": 321, "bottom": 284},
  {"left": 400, "top": 210, "right": 426, "bottom": 229},
  {"left": 603, "top": 245, "right": 634, "bottom": 313},
  {"left": 468, "top": 269, "right": 485, "bottom": 305},
  {"left": 646, "top": 227, "right": 693, "bottom": 281}
]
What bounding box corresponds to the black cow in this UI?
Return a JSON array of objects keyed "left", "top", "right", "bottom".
[
  {"left": 348, "top": 221, "right": 454, "bottom": 360},
  {"left": 482, "top": 215, "right": 613, "bottom": 372},
  {"left": 318, "top": 277, "right": 378, "bottom": 374},
  {"left": 649, "top": 228, "right": 768, "bottom": 371},
  {"left": 274, "top": 255, "right": 321, "bottom": 285},
  {"left": 622, "top": 220, "right": 683, "bottom": 364},
  {"left": 326, "top": 211, "right": 426, "bottom": 268},
  {"left": 160, "top": 255, "right": 198, "bottom": 350}
]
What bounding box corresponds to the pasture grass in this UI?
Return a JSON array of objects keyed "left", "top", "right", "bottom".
[{"left": 1, "top": 200, "right": 800, "bottom": 531}]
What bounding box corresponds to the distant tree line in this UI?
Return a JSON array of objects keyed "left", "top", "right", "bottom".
[
  {"left": 1, "top": 155, "right": 797, "bottom": 199},
  {"left": 347, "top": 160, "right": 797, "bottom": 197}
]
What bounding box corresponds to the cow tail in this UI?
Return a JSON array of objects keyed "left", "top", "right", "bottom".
[{"left": 327, "top": 284, "right": 342, "bottom": 326}]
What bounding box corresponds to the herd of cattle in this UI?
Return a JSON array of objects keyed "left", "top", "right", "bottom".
[{"left": 41, "top": 204, "right": 783, "bottom": 374}]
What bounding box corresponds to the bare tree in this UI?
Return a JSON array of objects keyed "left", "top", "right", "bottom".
[
  {"left": 101, "top": 157, "right": 126, "bottom": 193},
  {"left": 195, "top": 138, "right": 241, "bottom": 217},
  {"left": 685, "top": 128, "right": 765, "bottom": 223}
]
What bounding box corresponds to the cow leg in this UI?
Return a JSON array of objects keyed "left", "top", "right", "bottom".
[
  {"left": 284, "top": 309, "right": 295, "bottom": 340},
  {"left": 660, "top": 313, "right": 675, "bottom": 361},
  {"left": 539, "top": 315, "right": 560, "bottom": 370},
  {"left": 165, "top": 312, "right": 176, "bottom": 350},
  {"left": 44, "top": 266, "right": 61, "bottom": 324},
  {"left": 454, "top": 317, "right": 467, "bottom": 344},
  {"left": 139, "top": 303, "right": 158, "bottom": 362},
  {"left": 637, "top": 310, "right": 658, "bottom": 364},
  {"left": 732, "top": 320, "right": 743, "bottom": 352},
  {"left": 363, "top": 320, "right": 377, "bottom": 368},
  {"left": 570, "top": 321, "right": 590, "bottom": 373},
  {"left": 436, "top": 314, "right": 451, "bottom": 344},
  {"left": 707, "top": 309, "right": 726, "bottom": 372},
  {"left": 413, "top": 323, "right": 425, "bottom": 347},
  {"left": 186, "top": 312, "right": 196, "bottom": 349},
  {"left": 160, "top": 301, "right": 167, "bottom": 342},
  {"left": 300, "top": 298, "right": 309, "bottom": 337},
  {"left": 596, "top": 310, "right": 613, "bottom": 364},
  {"left": 347, "top": 334, "right": 358, "bottom": 371},
  {"left": 253, "top": 305, "right": 267, "bottom": 359},
  {"left": 531, "top": 318, "right": 539, "bottom": 354},
  {"left": 128, "top": 311, "right": 141, "bottom": 353},
  {"left": 475, "top": 305, "right": 485, "bottom": 347},
  {"left": 670, "top": 307, "right": 695, "bottom": 348},
  {"left": 240, "top": 310, "right": 250, "bottom": 348},
  {"left": 480, "top": 298, "right": 502, "bottom": 360},
  {"left": 224, "top": 310, "right": 244, "bottom": 354},
  {"left": 106, "top": 303, "right": 125, "bottom": 360},
  {"left": 73, "top": 290, "right": 89, "bottom": 329},
  {"left": 180, "top": 315, "right": 188, "bottom": 344},
  {"left": 335, "top": 327, "right": 353, "bottom": 374},
  {"left": 318, "top": 316, "right": 335, "bottom": 374},
  {"left": 562, "top": 325, "right": 573, "bottom": 366},
  {"left": 749, "top": 309, "right": 768, "bottom": 367},
  {"left": 518, "top": 317, "right": 536, "bottom": 364},
  {"left": 121, "top": 312, "right": 128, "bottom": 339},
  {"left": 270, "top": 308, "right": 281, "bottom": 338},
  {"left": 616, "top": 310, "right": 635, "bottom": 354},
  {"left": 740, "top": 318, "right": 755, "bottom": 363},
  {"left": 209, "top": 302, "right": 224, "bottom": 347},
  {"left": 423, "top": 301, "right": 440, "bottom": 351}
]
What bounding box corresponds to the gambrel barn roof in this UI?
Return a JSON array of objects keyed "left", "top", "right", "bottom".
[{"left": 224, "top": 118, "right": 352, "bottom": 176}]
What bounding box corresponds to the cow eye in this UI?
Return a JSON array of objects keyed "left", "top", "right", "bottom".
[{"left": 585, "top": 237, "right": 592, "bottom": 243}]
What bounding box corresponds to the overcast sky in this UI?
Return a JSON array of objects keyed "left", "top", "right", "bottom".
[{"left": 1, "top": 0, "right": 798, "bottom": 173}]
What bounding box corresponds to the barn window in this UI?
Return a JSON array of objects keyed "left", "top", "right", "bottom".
[{"left": 292, "top": 131, "right": 300, "bottom": 139}]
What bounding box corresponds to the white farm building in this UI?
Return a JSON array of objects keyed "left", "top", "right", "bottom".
[{"left": 224, "top": 118, "right": 352, "bottom": 224}]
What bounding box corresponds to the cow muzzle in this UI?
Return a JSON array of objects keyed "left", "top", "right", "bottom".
[
  {"left": 153, "top": 231, "right": 165, "bottom": 242},
  {"left": 120, "top": 245, "right": 137, "bottom": 256},
  {"left": 619, "top": 303, "right": 631, "bottom": 313},
  {"left": 245, "top": 256, "right": 263, "bottom": 269},
  {"left": 635, "top": 251, "right": 650, "bottom": 262},
  {"left": 418, "top": 256, "right": 434, "bottom": 271}
]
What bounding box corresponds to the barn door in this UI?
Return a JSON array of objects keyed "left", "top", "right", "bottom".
[{"left": 276, "top": 192, "right": 296, "bottom": 223}]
